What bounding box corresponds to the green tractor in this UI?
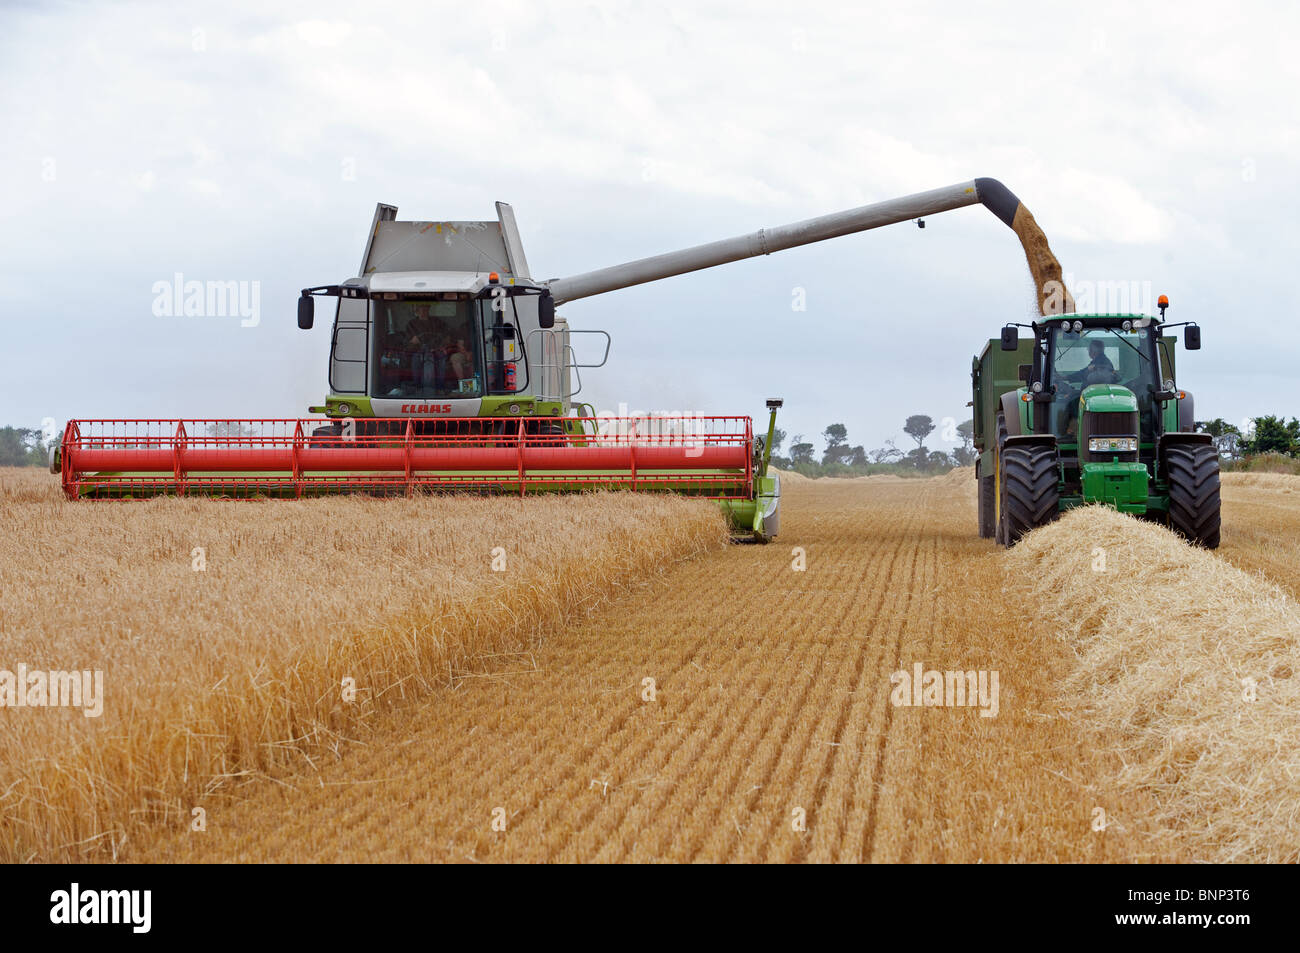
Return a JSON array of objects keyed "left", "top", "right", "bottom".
[{"left": 971, "top": 298, "right": 1221, "bottom": 547}]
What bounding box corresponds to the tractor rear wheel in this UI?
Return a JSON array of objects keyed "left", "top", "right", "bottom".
[
  {"left": 1165, "top": 443, "right": 1221, "bottom": 548},
  {"left": 999, "top": 444, "right": 1059, "bottom": 546},
  {"left": 977, "top": 463, "right": 996, "bottom": 538}
]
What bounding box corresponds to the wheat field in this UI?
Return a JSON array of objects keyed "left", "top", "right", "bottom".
[
  {"left": 2, "top": 466, "right": 1297, "bottom": 862},
  {"left": 0, "top": 468, "right": 727, "bottom": 862}
]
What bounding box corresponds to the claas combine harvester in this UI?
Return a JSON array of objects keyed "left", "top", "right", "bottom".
[{"left": 55, "top": 177, "right": 1211, "bottom": 545}]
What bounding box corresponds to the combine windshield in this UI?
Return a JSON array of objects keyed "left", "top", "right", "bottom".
[
  {"left": 371, "top": 297, "right": 482, "bottom": 399},
  {"left": 1044, "top": 326, "right": 1159, "bottom": 438}
]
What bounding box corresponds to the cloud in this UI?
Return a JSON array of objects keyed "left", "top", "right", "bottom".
[
  {"left": 1049, "top": 168, "right": 1174, "bottom": 244},
  {"left": 293, "top": 19, "right": 352, "bottom": 47}
]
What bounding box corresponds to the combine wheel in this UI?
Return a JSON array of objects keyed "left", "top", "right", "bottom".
[
  {"left": 309, "top": 424, "right": 342, "bottom": 448},
  {"left": 1165, "top": 443, "right": 1221, "bottom": 549},
  {"left": 998, "top": 444, "right": 1059, "bottom": 546},
  {"left": 525, "top": 419, "right": 568, "bottom": 437}
]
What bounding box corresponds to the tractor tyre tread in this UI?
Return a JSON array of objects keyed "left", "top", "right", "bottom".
[
  {"left": 1001, "top": 444, "right": 1059, "bottom": 546},
  {"left": 1165, "top": 443, "right": 1222, "bottom": 549}
]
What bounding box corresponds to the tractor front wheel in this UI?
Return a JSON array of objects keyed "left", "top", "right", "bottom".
[
  {"left": 999, "top": 444, "right": 1059, "bottom": 546},
  {"left": 1166, "top": 443, "right": 1221, "bottom": 549}
]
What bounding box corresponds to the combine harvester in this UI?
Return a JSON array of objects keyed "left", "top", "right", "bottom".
[{"left": 56, "top": 178, "right": 1081, "bottom": 540}]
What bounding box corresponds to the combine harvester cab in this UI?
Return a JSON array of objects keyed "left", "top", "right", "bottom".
[{"left": 971, "top": 297, "right": 1220, "bottom": 548}]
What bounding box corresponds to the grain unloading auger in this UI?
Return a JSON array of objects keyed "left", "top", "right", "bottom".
[{"left": 57, "top": 179, "right": 1037, "bottom": 539}]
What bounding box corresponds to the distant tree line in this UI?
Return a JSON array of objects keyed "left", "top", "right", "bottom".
[
  {"left": 770, "top": 414, "right": 976, "bottom": 478},
  {"left": 1198, "top": 416, "right": 1300, "bottom": 473},
  {"left": 0, "top": 427, "right": 51, "bottom": 467},
  {"left": 768, "top": 412, "right": 1300, "bottom": 480},
  {"left": 8, "top": 416, "right": 1297, "bottom": 473},
  {"left": 1198, "top": 416, "right": 1300, "bottom": 460}
]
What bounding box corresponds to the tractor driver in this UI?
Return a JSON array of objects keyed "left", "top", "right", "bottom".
[
  {"left": 1060, "top": 339, "right": 1116, "bottom": 436},
  {"left": 1065, "top": 340, "right": 1117, "bottom": 387}
]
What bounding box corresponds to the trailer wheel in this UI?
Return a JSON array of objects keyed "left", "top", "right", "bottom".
[
  {"left": 977, "top": 462, "right": 996, "bottom": 538},
  {"left": 993, "top": 412, "right": 1010, "bottom": 545},
  {"left": 1165, "top": 443, "right": 1221, "bottom": 549},
  {"left": 999, "top": 444, "right": 1059, "bottom": 546}
]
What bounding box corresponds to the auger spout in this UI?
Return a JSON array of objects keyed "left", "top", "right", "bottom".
[{"left": 546, "top": 178, "right": 1032, "bottom": 305}]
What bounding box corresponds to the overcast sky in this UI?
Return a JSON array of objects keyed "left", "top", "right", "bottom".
[{"left": 3, "top": 0, "right": 1297, "bottom": 455}]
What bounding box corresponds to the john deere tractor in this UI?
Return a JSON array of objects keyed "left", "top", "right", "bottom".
[{"left": 971, "top": 298, "right": 1221, "bottom": 547}]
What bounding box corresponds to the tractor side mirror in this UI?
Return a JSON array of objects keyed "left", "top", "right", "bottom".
[
  {"left": 297, "top": 294, "right": 314, "bottom": 330},
  {"left": 1184, "top": 325, "right": 1201, "bottom": 350},
  {"left": 1000, "top": 326, "right": 1018, "bottom": 351},
  {"left": 538, "top": 290, "right": 556, "bottom": 330},
  {"left": 1018, "top": 364, "right": 1032, "bottom": 383}
]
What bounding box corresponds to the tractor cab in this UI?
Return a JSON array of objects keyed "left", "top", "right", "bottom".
[
  {"left": 1037, "top": 316, "right": 1165, "bottom": 463},
  {"left": 1008, "top": 313, "right": 1200, "bottom": 483}
]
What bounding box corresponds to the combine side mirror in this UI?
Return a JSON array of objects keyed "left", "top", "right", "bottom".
[
  {"left": 1184, "top": 325, "right": 1201, "bottom": 350},
  {"left": 1000, "top": 326, "right": 1018, "bottom": 351},
  {"left": 297, "top": 294, "right": 314, "bottom": 330},
  {"left": 538, "top": 290, "right": 556, "bottom": 330}
]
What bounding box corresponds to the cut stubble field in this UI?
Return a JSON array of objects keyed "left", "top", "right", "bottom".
[{"left": 2, "top": 466, "right": 1298, "bottom": 863}]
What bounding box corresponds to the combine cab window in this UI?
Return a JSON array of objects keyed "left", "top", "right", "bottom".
[{"left": 371, "top": 297, "right": 482, "bottom": 399}]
